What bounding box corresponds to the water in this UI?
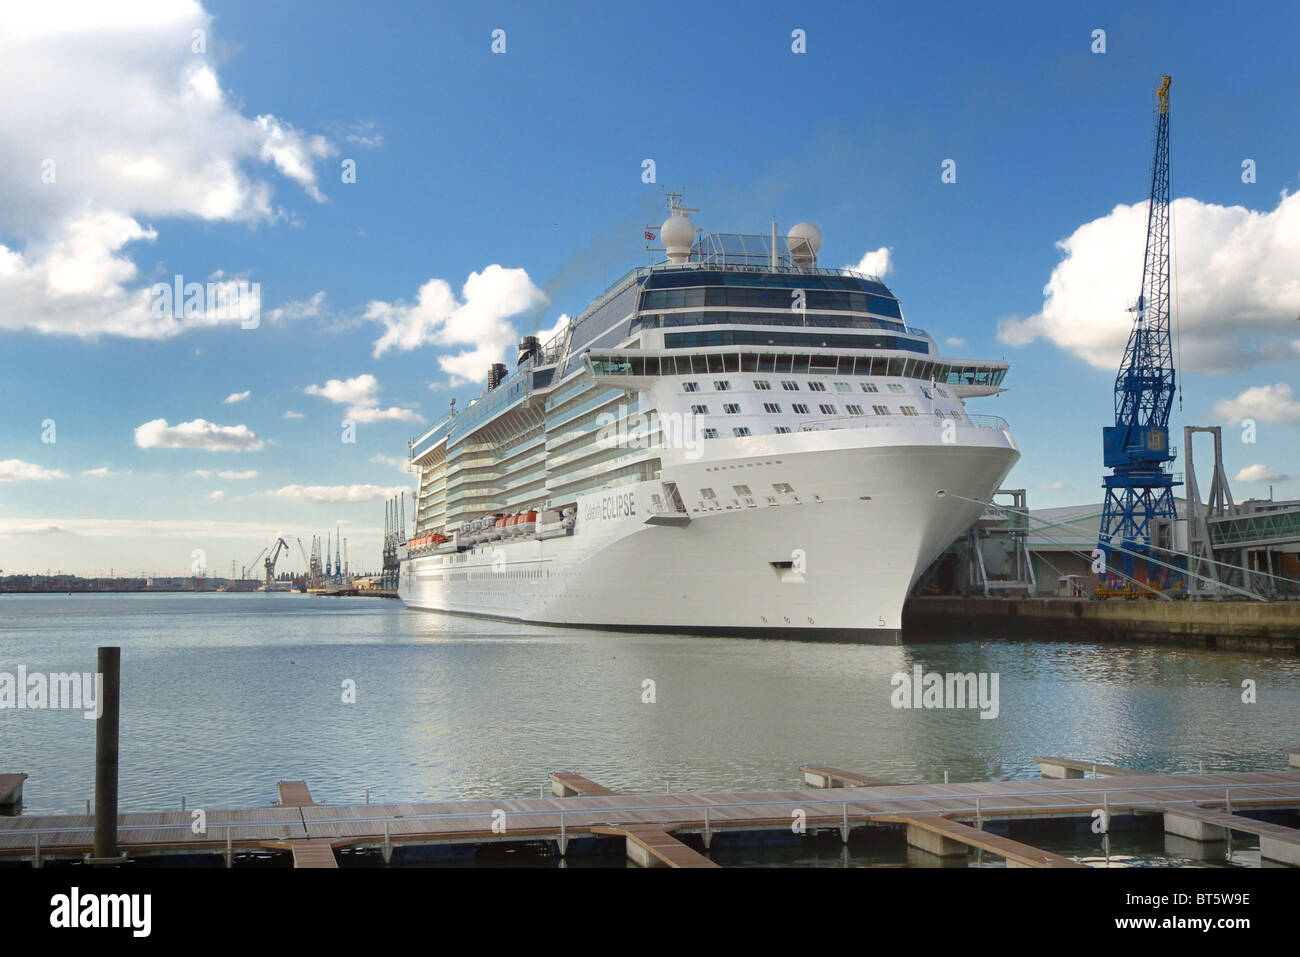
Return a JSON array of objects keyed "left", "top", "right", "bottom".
[{"left": 2, "top": 593, "right": 1297, "bottom": 865}]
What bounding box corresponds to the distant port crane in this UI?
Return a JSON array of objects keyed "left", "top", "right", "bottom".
[
  {"left": 1098, "top": 75, "right": 1180, "bottom": 588},
  {"left": 263, "top": 537, "right": 290, "bottom": 591}
]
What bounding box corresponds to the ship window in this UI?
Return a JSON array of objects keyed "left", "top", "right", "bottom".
[
  {"left": 691, "top": 404, "right": 709, "bottom": 415},
  {"left": 792, "top": 403, "right": 810, "bottom": 414},
  {"left": 846, "top": 404, "right": 865, "bottom": 415},
  {"left": 701, "top": 488, "right": 716, "bottom": 499},
  {"left": 773, "top": 483, "right": 794, "bottom": 493},
  {"left": 920, "top": 386, "right": 932, "bottom": 399},
  {"left": 713, "top": 380, "right": 731, "bottom": 391},
  {"left": 781, "top": 380, "right": 799, "bottom": 391},
  {"left": 702, "top": 428, "right": 719, "bottom": 439},
  {"left": 683, "top": 381, "right": 700, "bottom": 392},
  {"left": 872, "top": 405, "right": 891, "bottom": 415},
  {"left": 733, "top": 484, "right": 752, "bottom": 496},
  {"left": 937, "top": 387, "right": 950, "bottom": 398},
  {"left": 774, "top": 427, "right": 791, "bottom": 434},
  {"left": 888, "top": 383, "right": 906, "bottom": 393},
  {"left": 753, "top": 379, "right": 771, "bottom": 390},
  {"left": 834, "top": 382, "right": 852, "bottom": 393},
  {"left": 861, "top": 382, "right": 880, "bottom": 393},
  {"left": 762, "top": 402, "right": 781, "bottom": 413},
  {"left": 900, "top": 406, "right": 919, "bottom": 416},
  {"left": 807, "top": 381, "right": 827, "bottom": 392},
  {"left": 732, "top": 427, "right": 751, "bottom": 437},
  {"left": 819, "top": 404, "right": 836, "bottom": 415},
  {"left": 723, "top": 403, "right": 741, "bottom": 414}
]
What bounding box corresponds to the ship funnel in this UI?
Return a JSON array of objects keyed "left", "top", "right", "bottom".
[
  {"left": 517, "top": 335, "right": 540, "bottom": 366},
  {"left": 786, "top": 222, "right": 822, "bottom": 267},
  {"left": 487, "top": 362, "right": 507, "bottom": 391}
]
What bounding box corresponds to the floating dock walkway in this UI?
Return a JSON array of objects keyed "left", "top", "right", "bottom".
[{"left": 4, "top": 757, "right": 1300, "bottom": 868}]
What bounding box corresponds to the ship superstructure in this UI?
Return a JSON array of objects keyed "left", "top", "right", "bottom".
[{"left": 398, "top": 198, "right": 1017, "bottom": 640}]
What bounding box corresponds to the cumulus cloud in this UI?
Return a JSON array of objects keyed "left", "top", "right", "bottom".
[
  {"left": 209, "top": 489, "right": 225, "bottom": 500},
  {"left": 997, "top": 193, "right": 1300, "bottom": 371},
  {"left": 0, "top": 459, "right": 67, "bottom": 481},
  {"left": 0, "top": 2, "right": 334, "bottom": 339},
  {"left": 1211, "top": 383, "right": 1300, "bottom": 424},
  {"left": 267, "top": 484, "right": 408, "bottom": 504},
  {"left": 1233, "top": 464, "right": 1289, "bottom": 484},
  {"left": 370, "top": 453, "right": 409, "bottom": 472},
  {"left": 304, "top": 373, "right": 422, "bottom": 423},
  {"left": 848, "top": 246, "right": 892, "bottom": 278},
  {"left": 945, "top": 336, "right": 967, "bottom": 348},
  {"left": 135, "top": 418, "right": 264, "bottom": 451},
  {"left": 282, "top": 410, "right": 304, "bottom": 420},
  {"left": 224, "top": 390, "right": 250, "bottom": 404},
  {"left": 364, "top": 265, "right": 546, "bottom": 385}
]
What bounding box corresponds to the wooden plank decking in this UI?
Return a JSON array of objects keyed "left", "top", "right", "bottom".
[
  {"left": 882, "top": 814, "right": 1087, "bottom": 868},
  {"left": 1035, "top": 757, "right": 1142, "bottom": 779},
  {"left": 799, "top": 764, "right": 894, "bottom": 788},
  {"left": 591, "top": 825, "right": 719, "bottom": 868},
  {"left": 549, "top": 772, "right": 617, "bottom": 797},
  {"left": 3, "top": 769, "right": 1299, "bottom": 863},
  {"left": 277, "top": 781, "right": 315, "bottom": 807},
  {"left": 286, "top": 839, "right": 338, "bottom": 869}
]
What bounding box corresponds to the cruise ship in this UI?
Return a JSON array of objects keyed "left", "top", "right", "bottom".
[{"left": 398, "top": 197, "right": 1017, "bottom": 640}]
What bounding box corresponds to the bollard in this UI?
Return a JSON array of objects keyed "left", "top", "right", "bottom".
[{"left": 93, "top": 646, "right": 121, "bottom": 862}]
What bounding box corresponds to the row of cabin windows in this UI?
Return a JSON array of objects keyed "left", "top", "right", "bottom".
[
  {"left": 679, "top": 378, "right": 948, "bottom": 399},
  {"left": 689, "top": 402, "right": 936, "bottom": 419}
]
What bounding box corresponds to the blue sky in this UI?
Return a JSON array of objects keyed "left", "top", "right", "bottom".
[{"left": 1, "top": 0, "right": 1298, "bottom": 576}]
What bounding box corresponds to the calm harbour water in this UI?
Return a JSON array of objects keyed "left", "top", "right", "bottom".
[{"left": 3, "top": 592, "right": 1297, "bottom": 866}]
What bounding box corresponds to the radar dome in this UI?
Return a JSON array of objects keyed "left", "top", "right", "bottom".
[
  {"left": 660, "top": 211, "right": 695, "bottom": 264},
  {"left": 786, "top": 222, "right": 822, "bottom": 266}
]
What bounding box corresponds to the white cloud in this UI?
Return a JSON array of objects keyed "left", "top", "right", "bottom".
[
  {"left": 135, "top": 418, "right": 264, "bottom": 452},
  {"left": 209, "top": 489, "right": 225, "bottom": 500},
  {"left": 0, "top": 459, "right": 67, "bottom": 482},
  {"left": 370, "top": 453, "right": 409, "bottom": 472},
  {"left": 268, "top": 484, "right": 408, "bottom": 504},
  {"left": 1233, "top": 464, "right": 1289, "bottom": 483},
  {"left": 224, "top": 390, "right": 250, "bottom": 404},
  {"left": 304, "top": 373, "right": 422, "bottom": 423},
  {"left": 282, "top": 410, "right": 304, "bottom": 420},
  {"left": 267, "top": 291, "right": 327, "bottom": 323},
  {"left": 189, "top": 469, "right": 256, "bottom": 480},
  {"left": 364, "top": 265, "right": 546, "bottom": 385},
  {"left": 81, "top": 466, "right": 131, "bottom": 478},
  {"left": 944, "top": 336, "right": 967, "bottom": 348},
  {"left": 1211, "top": 383, "right": 1300, "bottom": 424},
  {"left": 0, "top": 3, "right": 334, "bottom": 339},
  {"left": 848, "top": 246, "right": 892, "bottom": 278},
  {"left": 998, "top": 192, "right": 1300, "bottom": 371}
]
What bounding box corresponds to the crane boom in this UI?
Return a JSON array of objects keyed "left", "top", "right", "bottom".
[{"left": 1098, "top": 75, "right": 1180, "bottom": 587}]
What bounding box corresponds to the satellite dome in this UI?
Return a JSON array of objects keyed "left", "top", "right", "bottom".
[
  {"left": 660, "top": 211, "right": 695, "bottom": 264},
  {"left": 786, "top": 222, "right": 822, "bottom": 266}
]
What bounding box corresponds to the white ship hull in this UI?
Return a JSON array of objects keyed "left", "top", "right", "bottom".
[{"left": 399, "top": 424, "right": 1018, "bottom": 641}]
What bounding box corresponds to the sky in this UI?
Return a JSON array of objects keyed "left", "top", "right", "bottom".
[{"left": 1, "top": 0, "right": 1298, "bottom": 577}]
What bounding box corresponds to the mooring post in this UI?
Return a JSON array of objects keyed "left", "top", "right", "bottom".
[
  {"left": 557, "top": 812, "right": 567, "bottom": 857},
  {"left": 224, "top": 825, "right": 233, "bottom": 868},
  {"left": 365, "top": 788, "right": 370, "bottom": 806},
  {"left": 92, "top": 646, "right": 121, "bottom": 863},
  {"left": 1225, "top": 788, "right": 1232, "bottom": 815},
  {"left": 943, "top": 770, "right": 949, "bottom": 784},
  {"left": 181, "top": 795, "right": 186, "bottom": 813},
  {"left": 382, "top": 822, "right": 392, "bottom": 864},
  {"left": 703, "top": 806, "right": 712, "bottom": 849},
  {"left": 975, "top": 797, "right": 982, "bottom": 830},
  {"left": 840, "top": 802, "right": 849, "bottom": 843}
]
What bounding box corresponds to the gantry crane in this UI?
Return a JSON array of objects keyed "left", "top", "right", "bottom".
[{"left": 1098, "top": 75, "right": 1179, "bottom": 588}]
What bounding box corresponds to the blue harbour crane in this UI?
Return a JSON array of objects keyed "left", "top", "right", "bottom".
[{"left": 1098, "top": 76, "right": 1180, "bottom": 587}]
